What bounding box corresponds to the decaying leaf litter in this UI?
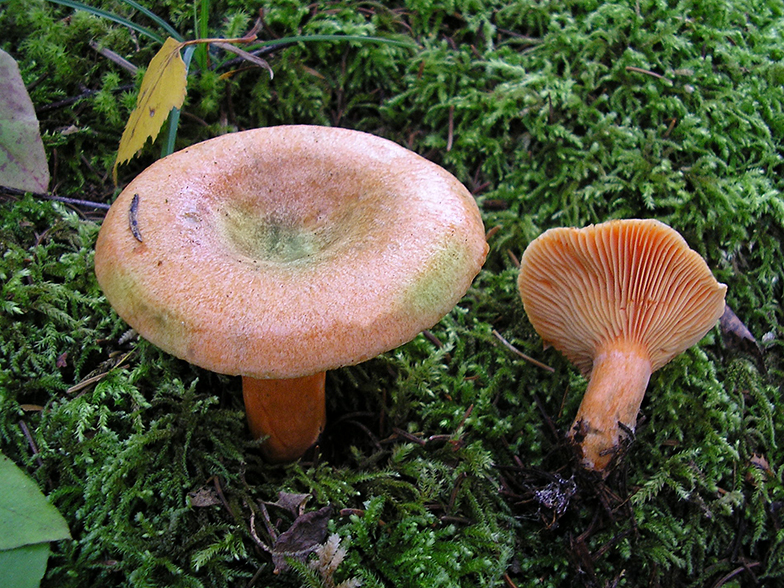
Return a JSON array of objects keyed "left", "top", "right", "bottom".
[{"left": 1, "top": 0, "right": 783, "bottom": 587}]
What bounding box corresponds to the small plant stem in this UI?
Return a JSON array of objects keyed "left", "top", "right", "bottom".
[
  {"left": 568, "top": 343, "right": 652, "bottom": 472},
  {"left": 193, "top": 0, "right": 210, "bottom": 71},
  {"left": 1, "top": 187, "right": 112, "bottom": 210},
  {"left": 181, "top": 34, "right": 258, "bottom": 48},
  {"left": 242, "top": 372, "right": 327, "bottom": 463},
  {"left": 161, "top": 45, "right": 196, "bottom": 158},
  {"left": 492, "top": 329, "right": 554, "bottom": 372},
  {"left": 18, "top": 420, "right": 44, "bottom": 467},
  {"left": 625, "top": 65, "right": 672, "bottom": 83}
]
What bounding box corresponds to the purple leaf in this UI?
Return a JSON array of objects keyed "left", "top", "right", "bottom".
[{"left": 0, "top": 49, "right": 50, "bottom": 193}]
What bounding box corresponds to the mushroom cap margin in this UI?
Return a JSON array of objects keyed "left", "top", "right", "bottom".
[{"left": 95, "top": 125, "right": 489, "bottom": 379}]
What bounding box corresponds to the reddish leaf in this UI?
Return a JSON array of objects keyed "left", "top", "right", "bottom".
[
  {"left": 0, "top": 49, "right": 49, "bottom": 193},
  {"left": 271, "top": 505, "right": 332, "bottom": 573}
]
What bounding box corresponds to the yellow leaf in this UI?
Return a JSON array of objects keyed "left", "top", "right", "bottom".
[{"left": 113, "top": 37, "right": 187, "bottom": 182}]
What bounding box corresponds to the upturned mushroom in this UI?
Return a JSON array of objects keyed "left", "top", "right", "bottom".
[
  {"left": 95, "top": 125, "right": 488, "bottom": 462},
  {"left": 517, "top": 219, "right": 726, "bottom": 472}
]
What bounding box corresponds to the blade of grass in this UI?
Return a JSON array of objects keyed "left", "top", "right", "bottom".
[
  {"left": 208, "top": 34, "right": 417, "bottom": 70},
  {"left": 119, "top": 0, "right": 184, "bottom": 42},
  {"left": 194, "top": 0, "right": 210, "bottom": 70},
  {"left": 46, "top": 0, "right": 167, "bottom": 44},
  {"left": 256, "top": 34, "right": 419, "bottom": 49},
  {"left": 160, "top": 44, "right": 196, "bottom": 158}
]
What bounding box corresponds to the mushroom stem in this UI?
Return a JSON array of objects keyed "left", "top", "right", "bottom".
[
  {"left": 242, "top": 372, "right": 327, "bottom": 463},
  {"left": 568, "top": 344, "right": 652, "bottom": 472}
]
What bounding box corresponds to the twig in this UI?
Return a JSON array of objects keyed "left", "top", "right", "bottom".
[
  {"left": 1, "top": 186, "right": 112, "bottom": 210},
  {"left": 66, "top": 350, "right": 135, "bottom": 394},
  {"left": 454, "top": 403, "right": 473, "bottom": 431},
  {"left": 421, "top": 329, "right": 443, "bottom": 348},
  {"left": 492, "top": 329, "right": 554, "bottom": 372},
  {"left": 446, "top": 104, "right": 455, "bottom": 152},
  {"left": 66, "top": 368, "right": 121, "bottom": 395},
  {"left": 246, "top": 566, "right": 266, "bottom": 588},
  {"left": 211, "top": 476, "right": 233, "bottom": 515},
  {"left": 663, "top": 117, "right": 678, "bottom": 138},
  {"left": 711, "top": 562, "right": 761, "bottom": 588},
  {"left": 389, "top": 427, "right": 427, "bottom": 445},
  {"left": 89, "top": 40, "right": 139, "bottom": 75},
  {"left": 36, "top": 84, "right": 135, "bottom": 113},
  {"left": 447, "top": 472, "right": 467, "bottom": 512},
  {"left": 496, "top": 28, "right": 543, "bottom": 45},
  {"left": 212, "top": 42, "right": 274, "bottom": 78},
  {"left": 485, "top": 225, "right": 502, "bottom": 240},
  {"left": 248, "top": 510, "right": 271, "bottom": 553},
  {"left": 532, "top": 393, "right": 560, "bottom": 442},
  {"left": 343, "top": 419, "right": 383, "bottom": 453},
  {"left": 19, "top": 420, "right": 44, "bottom": 468},
  {"left": 208, "top": 42, "right": 296, "bottom": 72},
  {"left": 625, "top": 65, "right": 672, "bottom": 83}
]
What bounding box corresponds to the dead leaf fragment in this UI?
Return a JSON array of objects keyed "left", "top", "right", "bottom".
[
  {"left": 264, "top": 491, "right": 311, "bottom": 516},
  {"left": 212, "top": 42, "right": 273, "bottom": 78},
  {"left": 188, "top": 487, "right": 221, "bottom": 507},
  {"left": 272, "top": 505, "right": 332, "bottom": 573},
  {"left": 19, "top": 404, "right": 44, "bottom": 412},
  {"left": 748, "top": 453, "right": 773, "bottom": 482},
  {"left": 720, "top": 305, "right": 761, "bottom": 357}
]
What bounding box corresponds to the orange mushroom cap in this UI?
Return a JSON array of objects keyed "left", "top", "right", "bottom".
[
  {"left": 95, "top": 125, "right": 489, "bottom": 380},
  {"left": 518, "top": 219, "right": 727, "bottom": 377}
]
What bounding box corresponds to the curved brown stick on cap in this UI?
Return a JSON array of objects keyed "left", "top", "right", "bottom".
[{"left": 518, "top": 219, "right": 726, "bottom": 472}]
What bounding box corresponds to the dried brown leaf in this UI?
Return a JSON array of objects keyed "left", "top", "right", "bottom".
[{"left": 272, "top": 505, "right": 332, "bottom": 573}]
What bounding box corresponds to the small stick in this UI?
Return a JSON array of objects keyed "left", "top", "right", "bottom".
[
  {"left": 446, "top": 105, "right": 455, "bottom": 152},
  {"left": 212, "top": 42, "right": 274, "bottom": 78},
  {"left": 492, "top": 329, "right": 554, "bottom": 372},
  {"left": 248, "top": 510, "right": 271, "bottom": 553},
  {"left": 66, "top": 369, "right": 117, "bottom": 395},
  {"left": 532, "top": 393, "right": 560, "bottom": 442},
  {"left": 421, "top": 329, "right": 443, "bottom": 348},
  {"left": 485, "top": 225, "right": 502, "bottom": 240},
  {"left": 66, "top": 351, "right": 135, "bottom": 394},
  {"left": 19, "top": 420, "right": 44, "bottom": 468},
  {"left": 390, "top": 427, "right": 427, "bottom": 445},
  {"left": 625, "top": 66, "right": 672, "bottom": 83},
  {"left": 447, "top": 472, "right": 467, "bottom": 512},
  {"left": 89, "top": 40, "right": 139, "bottom": 75},
  {"left": 36, "top": 84, "right": 135, "bottom": 113},
  {"left": 1, "top": 186, "right": 111, "bottom": 210},
  {"left": 663, "top": 117, "right": 678, "bottom": 138},
  {"left": 212, "top": 476, "right": 233, "bottom": 515}
]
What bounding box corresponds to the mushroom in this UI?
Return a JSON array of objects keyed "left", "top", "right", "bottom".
[
  {"left": 517, "top": 219, "right": 726, "bottom": 472},
  {"left": 95, "top": 125, "right": 488, "bottom": 462}
]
